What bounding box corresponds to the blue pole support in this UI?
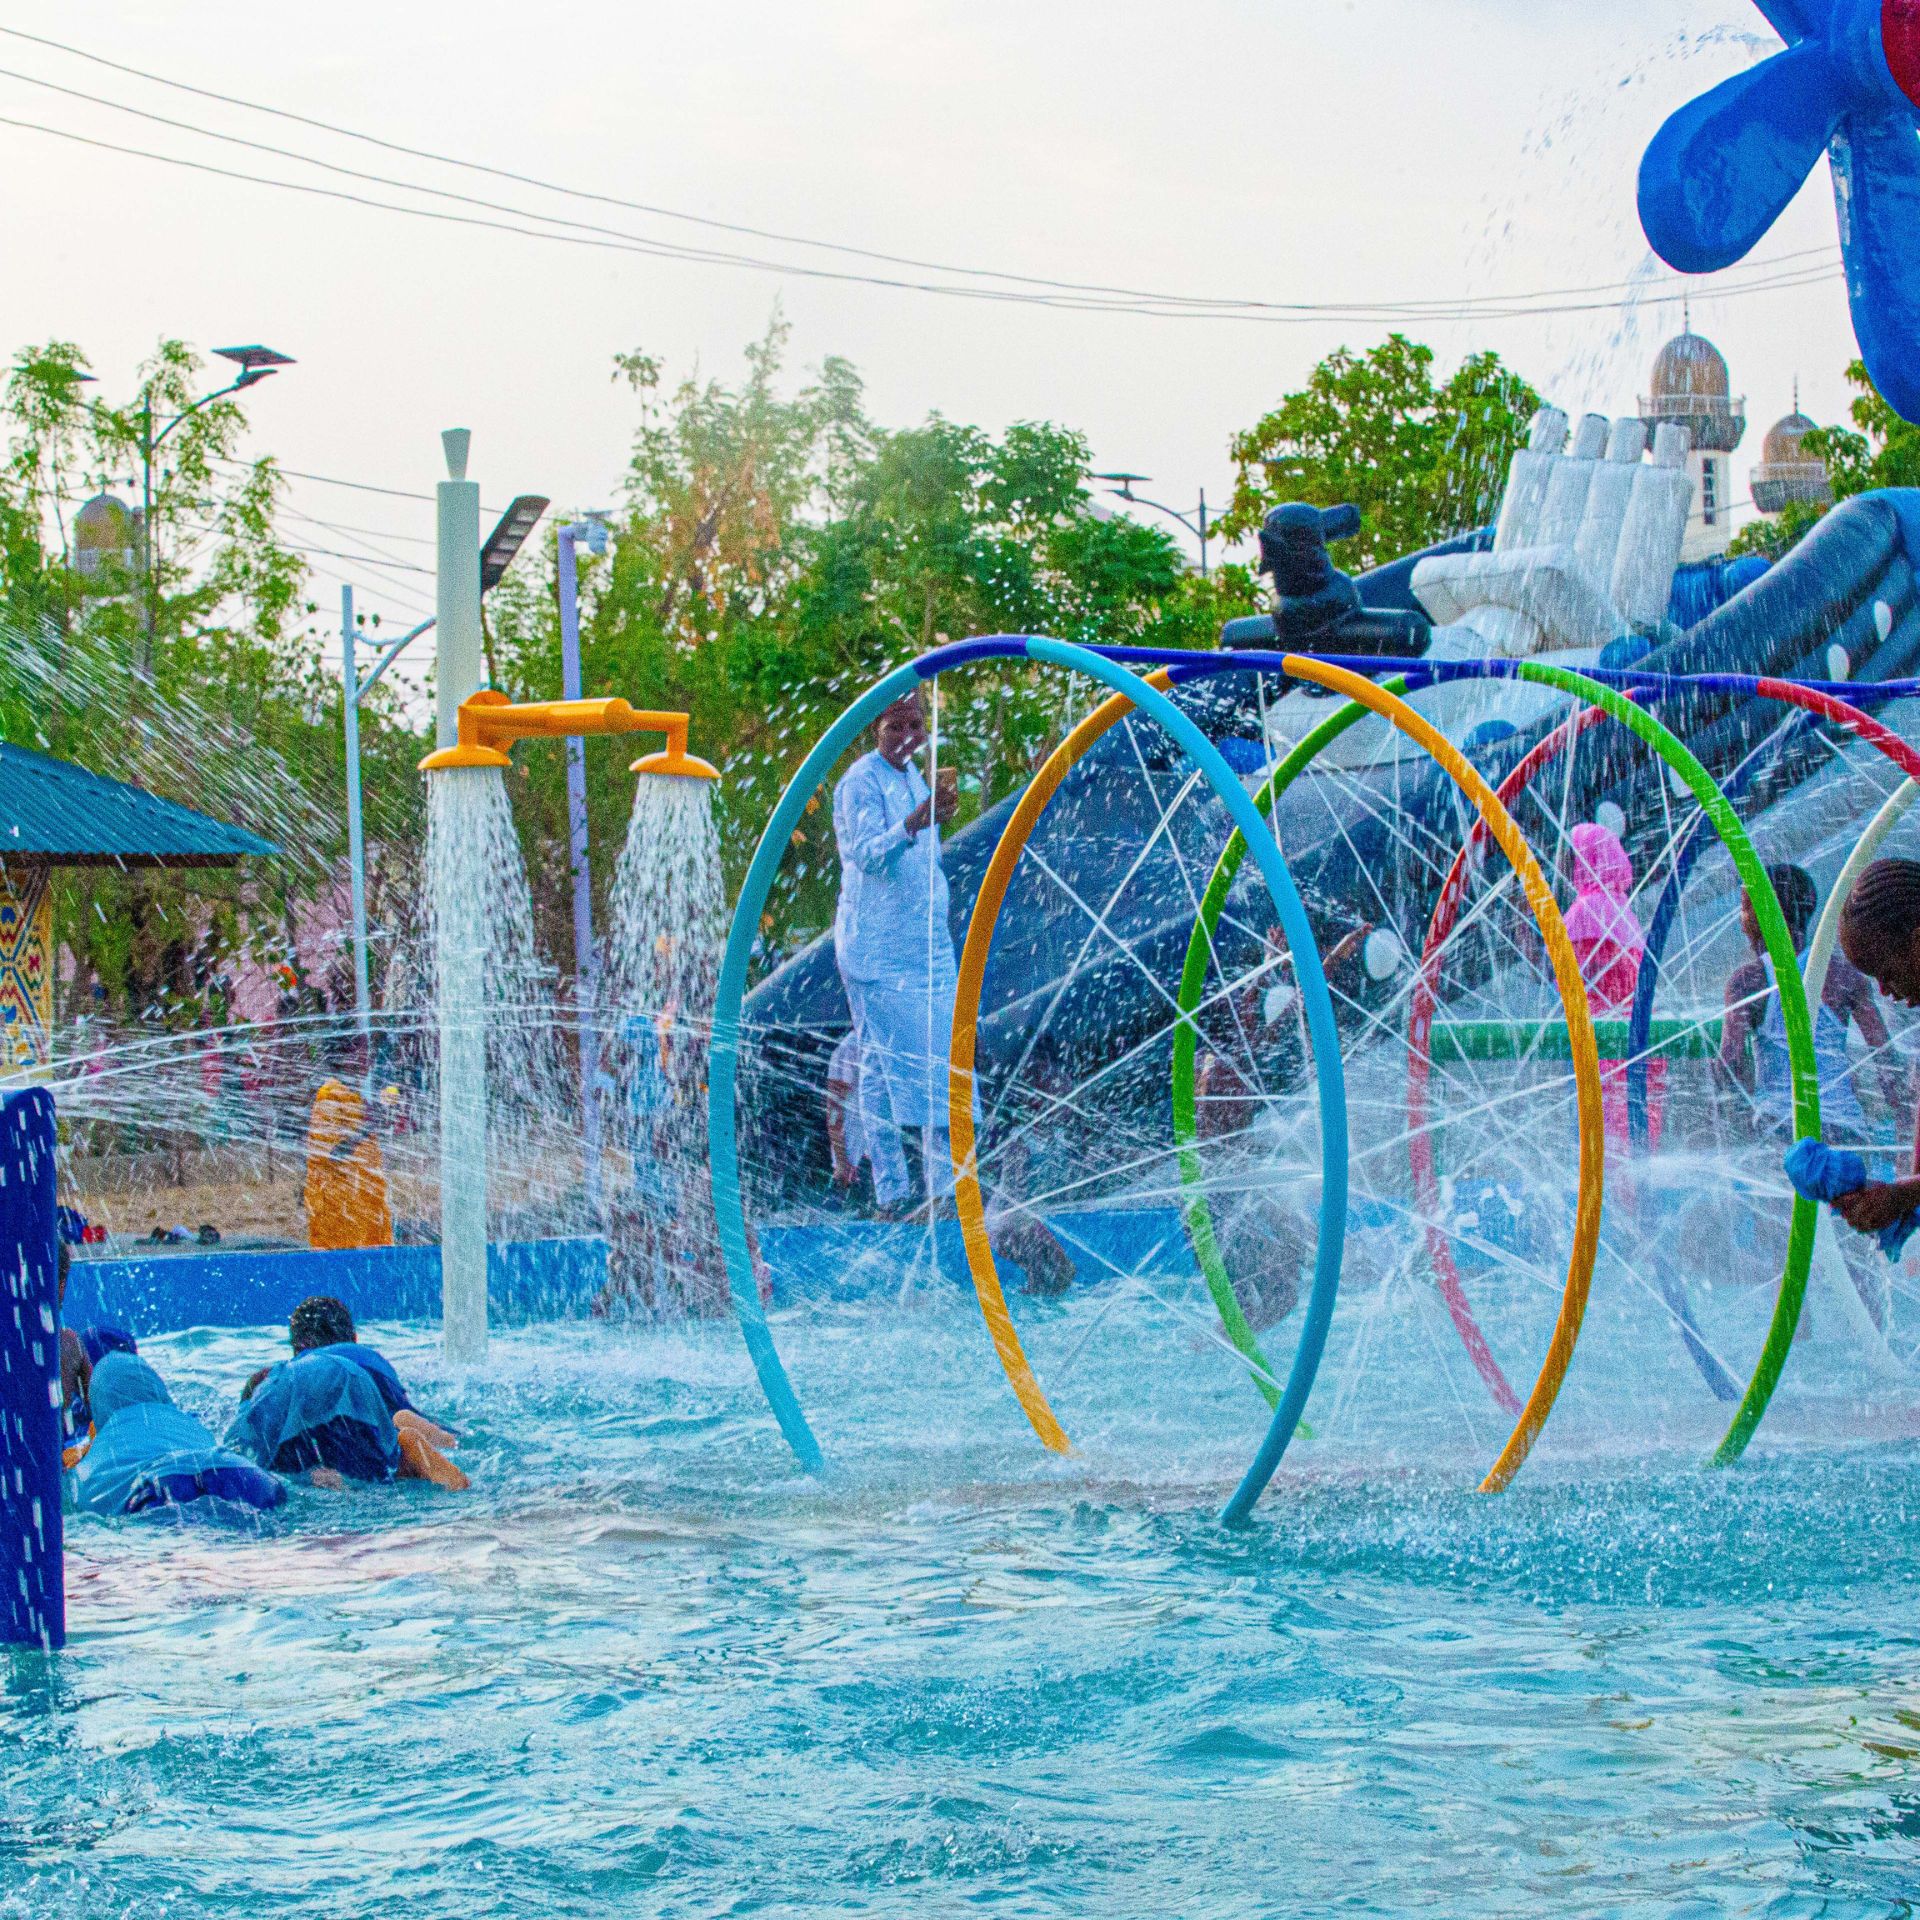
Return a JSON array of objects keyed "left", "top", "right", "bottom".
[{"left": 1, "top": 1087, "right": 63, "bottom": 1650}]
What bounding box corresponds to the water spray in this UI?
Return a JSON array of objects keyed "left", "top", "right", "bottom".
[{"left": 420, "top": 686, "right": 715, "bottom": 1365}]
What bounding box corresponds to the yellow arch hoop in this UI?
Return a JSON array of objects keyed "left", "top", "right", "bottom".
[
  {"left": 948, "top": 670, "right": 1176, "bottom": 1454},
  {"left": 1281, "top": 657, "right": 1606, "bottom": 1491},
  {"left": 951, "top": 655, "right": 1609, "bottom": 1492}
]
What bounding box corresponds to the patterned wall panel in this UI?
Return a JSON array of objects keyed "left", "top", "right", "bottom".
[{"left": 0, "top": 863, "right": 51, "bottom": 1067}]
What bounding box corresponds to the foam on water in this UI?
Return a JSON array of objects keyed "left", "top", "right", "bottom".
[{"left": 8, "top": 1305, "right": 1920, "bottom": 1918}]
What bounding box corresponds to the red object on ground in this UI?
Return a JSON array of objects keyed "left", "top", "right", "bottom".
[{"left": 1888, "top": 0, "right": 1920, "bottom": 111}]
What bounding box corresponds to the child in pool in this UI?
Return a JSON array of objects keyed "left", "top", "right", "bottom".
[
  {"left": 228, "top": 1295, "right": 467, "bottom": 1490},
  {"left": 1719, "top": 862, "right": 1903, "bottom": 1143},
  {"left": 1826, "top": 858, "right": 1920, "bottom": 1236},
  {"left": 69, "top": 1351, "right": 285, "bottom": 1519},
  {"left": 1563, "top": 822, "right": 1661, "bottom": 1145}
]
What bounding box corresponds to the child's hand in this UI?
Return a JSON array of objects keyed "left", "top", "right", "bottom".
[{"left": 1835, "top": 1181, "right": 1918, "bottom": 1235}]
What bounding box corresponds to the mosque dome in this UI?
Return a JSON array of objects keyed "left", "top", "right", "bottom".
[
  {"left": 71, "top": 493, "right": 137, "bottom": 581},
  {"left": 1651, "top": 332, "right": 1730, "bottom": 402},
  {"left": 1751, "top": 409, "right": 1834, "bottom": 515},
  {"left": 1641, "top": 330, "right": 1746, "bottom": 452}
]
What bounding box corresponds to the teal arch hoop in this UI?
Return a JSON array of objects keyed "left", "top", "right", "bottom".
[{"left": 707, "top": 635, "right": 1350, "bottom": 1518}]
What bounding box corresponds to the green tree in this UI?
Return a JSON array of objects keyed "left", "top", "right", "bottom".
[
  {"left": 1727, "top": 360, "right": 1920, "bottom": 561},
  {"left": 1804, "top": 359, "right": 1920, "bottom": 499},
  {"left": 1220, "top": 335, "right": 1540, "bottom": 571},
  {"left": 1727, "top": 497, "right": 1828, "bottom": 563},
  {"left": 0, "top": 337, "right": 413, "bottom": 1034},
  {"left": 485, "top": 324, "right": 1234, "bottom": 964}
]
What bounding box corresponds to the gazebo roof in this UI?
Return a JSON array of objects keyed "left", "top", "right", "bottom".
[{"left": 0, "top": 741, "right": 279, "bottom": 868}]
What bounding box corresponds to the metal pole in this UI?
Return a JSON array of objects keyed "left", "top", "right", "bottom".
[
  {"left": 556, "top": 525, "right": 603, "bottom": 1221},
  {"left": 1198, "top": 488, "right": 1210, "bottom": 581},
  {"left": 436, "top": 429, "right": 484, "bottom": 749},
  {"left": 341, "top": 585, "right": 373, "bottom": 1044},
  {"left": 435, "top": 429, "right": 489, "bottom": 1365},
  {"left": 139, "top": 400, "right": 154, "bottom": 677}
]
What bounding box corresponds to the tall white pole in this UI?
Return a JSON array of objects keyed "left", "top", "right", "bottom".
[
  {"left": 435, "top": 429, "right": 489, "bottom": 1364},
  {"left": 436, "top": 429, "right": 483, "bottom": 748},
  {"left": 340, "top": 585, "right": 373, "bottom": 1045},
  {"left": 557, "top": 524, "right": 603, "bottom": 1222}
]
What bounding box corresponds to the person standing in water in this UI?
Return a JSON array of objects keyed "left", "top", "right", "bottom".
[
  {"left": 1813, "top": 858, "right": 1920, "bottom": 1237},
  {"left": 303, "top": 1030, "right": 394, "bottom": 1252},
  {"left": 833, "top": 691, "right": 959, "bottom": 1219},
  {"left": 1720, "top": 862, "right": 1905, "bottom": 1143}
]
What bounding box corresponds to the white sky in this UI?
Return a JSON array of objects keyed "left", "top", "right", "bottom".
[{"left": 0, "top": 0, "right": 1858, "bottom": 687}]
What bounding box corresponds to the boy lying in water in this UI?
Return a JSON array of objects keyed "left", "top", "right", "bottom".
[
  {"left": 68, "top": 1351, "right": 285, "bottom": 1520},
  {"left": 226, "top": 1295, "right": 468, "bottom": 1491}
]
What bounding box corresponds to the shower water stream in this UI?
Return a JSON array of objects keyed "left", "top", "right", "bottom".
[
  {"left": 601, "top": 773, "right": 727, "bottom": 1312},
  {"left": 426, "top": 765, "right": 571, "bottom": 1361}
]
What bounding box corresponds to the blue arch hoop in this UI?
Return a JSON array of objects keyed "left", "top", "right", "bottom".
[{"left": 706, "top": 635, "right": 1350, "bottom": 1521}]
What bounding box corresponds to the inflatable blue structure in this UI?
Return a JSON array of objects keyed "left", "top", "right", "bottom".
[
  {"left": 1639, "top": 0, "right": 1920, "bottom": 422},
  {"left": 1, "top": 1088, "right": 62, "bottom": 1649}
]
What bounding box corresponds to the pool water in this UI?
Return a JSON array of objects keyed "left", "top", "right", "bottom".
[{"left": 7, "top": 1299, "right": 1920, "bottom": 1918}]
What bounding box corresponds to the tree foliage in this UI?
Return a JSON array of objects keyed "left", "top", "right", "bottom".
[
  {"left": 1729, "top": 361, "right": 1920, "bottom": 560},
  {"left": 486, "top": 321, "right": 1241, "bottom": 960},
  {"left": 0, "top": 338, "right": 416, "bottom": 1030},
  {"left": 1220, "top": 335, "right": 1539, "bottom": 571}
]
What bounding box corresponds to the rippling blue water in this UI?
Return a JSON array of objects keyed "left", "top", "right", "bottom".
[{"left": 7, "top": 1299, "right": 1920, "bottom": 1917}]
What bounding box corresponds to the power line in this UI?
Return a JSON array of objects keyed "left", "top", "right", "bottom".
[
  {"left": 4, "top": 22, "right": 1830, "bottom": 316},
  {"left": 0, "top": 51, "right": 1846, "bottom": 323},
  {"left": 280, "top": 503, "right": 433, "bottom": 571},
  {"left": 0, "top": 106, "right": 1847, "bottom": 327},
  {"left": 286, "top": 537, "right": 430, "bottom": 576},
  {"left": 217, "top": 455, "right": 502, "bottom": 512}
]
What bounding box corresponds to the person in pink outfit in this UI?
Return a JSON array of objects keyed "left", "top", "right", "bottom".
[{"left": 1562, "top": 821, "right": 1661, "bottom": 1144}]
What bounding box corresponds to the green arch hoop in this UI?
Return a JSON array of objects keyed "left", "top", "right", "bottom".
[{"left": 1169, "top": 659, "right": 1824, "bottom": 1469}]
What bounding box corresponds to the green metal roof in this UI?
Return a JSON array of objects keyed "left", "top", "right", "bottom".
[{"left": 0, "top": 741, "right": 279, "bottom": 868}]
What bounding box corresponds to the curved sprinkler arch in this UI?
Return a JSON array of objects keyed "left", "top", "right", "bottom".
[
  {"left": 1613, "top": 676, "right": 1920, "bottom": 1444},
  {"left": 709, "top": 636, "right": 1349, "bottom": 1507},
  {"left": 1613, "top": 709, "right": 1818, "bottom": 1401},
  {"left": 955, "top": 675, "right": 1404, "bottom": 1428},
  {"left": 1507, "top": 662, "right": 1825, "bottom": 1468},
  {"left": 1401, "top": 700, "right": 1618, "bottom": 1418},
  {"left": 1628, "top": 679, "right": 1920, "bottom": 1140},
  {"left": 1804, "top": 780, "right": 1920, "bottom": 1007},
  {"left": 1267, "top": 657, "right": 1608, "bottom": 1494},
  {"left": 942, "top": 640, "right": 1350, "bottom": 1527}
]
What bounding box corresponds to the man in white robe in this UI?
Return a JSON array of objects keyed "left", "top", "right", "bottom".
[{"left": 833, "top": 692, "right": 958, "bottom": 1214}]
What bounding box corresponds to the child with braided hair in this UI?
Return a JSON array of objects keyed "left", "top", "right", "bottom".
[{"left": 1819, "top": 858, "right": 1920, "bottom": 1237}]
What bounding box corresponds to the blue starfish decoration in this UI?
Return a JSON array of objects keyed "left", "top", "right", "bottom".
[{"left": 1639, "top": 0, "right": 1920, "bottom": 421}]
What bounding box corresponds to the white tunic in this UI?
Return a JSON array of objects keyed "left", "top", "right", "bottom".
[{"left": 832, "top": 750, "right": 956, "bottom": 990}]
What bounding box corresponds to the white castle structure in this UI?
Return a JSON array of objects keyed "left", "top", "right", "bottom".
[
  {"left": 1269, "top": 333, "right": 1829, "bottom": 763},
  {"left": 1410, "top": 330, "right": 1829, "bottom": 662}
]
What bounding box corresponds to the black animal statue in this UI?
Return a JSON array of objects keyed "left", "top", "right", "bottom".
[{"left": 1255, "top": 502, "right": 1430, "bottom": 657}]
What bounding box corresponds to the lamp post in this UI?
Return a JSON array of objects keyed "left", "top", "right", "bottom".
[
  {"left": 339, "top": 590, "right": 435, "bottom": 1042},
  {"left": 138, "top": 345, "right": 295, "bottom": 674},
  {"left": 557, "top": 516, "right": 610, "bottom": 1221},
  {"left": 1092, "top": 471, "right": 1214, "bottom": 579}
]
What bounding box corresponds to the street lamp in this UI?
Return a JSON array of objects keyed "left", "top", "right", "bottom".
[
  {"left": 481, "top": 495, "right": 551, "bottom": 593},
  {"left": 1092, "top": 470, "right": 1214, "bottom": 579},
  {"left": 138, "top": 343, "right": 296, "bottom": 672}
]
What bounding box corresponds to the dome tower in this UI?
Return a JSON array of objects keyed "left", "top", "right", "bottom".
[
  {"left": 1640, "top": 328, "right": 1746, "bottom": 561},
  {"left": 1751, "top": 406, "right": 1833, "bottom": 517}
]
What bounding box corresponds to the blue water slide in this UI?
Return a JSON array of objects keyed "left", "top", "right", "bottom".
[{"left": 741, "top": 492, "right": 1920, "bottom": 1196}]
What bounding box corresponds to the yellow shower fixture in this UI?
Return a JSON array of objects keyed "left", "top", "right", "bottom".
[{"left": 420, "top": 690, "right": 719, "bottom": 778}]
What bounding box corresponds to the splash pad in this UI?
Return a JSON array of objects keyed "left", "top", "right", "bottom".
[{"left": 710, "top": 637, "right": 1920, "bottom": 1520}]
